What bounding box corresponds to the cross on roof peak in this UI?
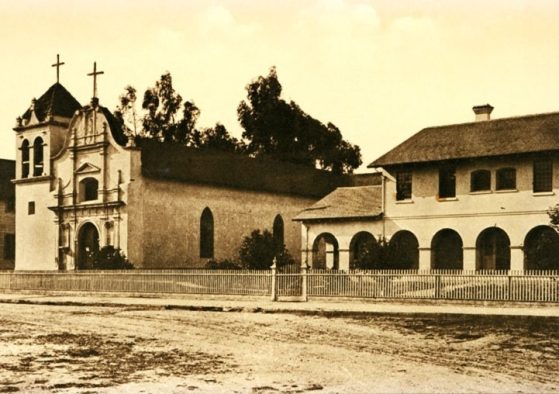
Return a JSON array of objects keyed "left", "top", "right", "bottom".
[
  {"left": 51, "top": 54, "right": 65, "bottom": 83},
  {"left": 87, "top": 61, "right": 104, "bottom": 99}
]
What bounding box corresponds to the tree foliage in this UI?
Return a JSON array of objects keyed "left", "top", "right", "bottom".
[
  {"left": 191, "top": 123, "right": 245, "bottom": 153},
  {"left": 238, "top": 67, "right": 361, "bottom": 174},
  {"left": 116, "top": 68, "right": 361, "bottom": 171},
  {"left": 239, "top": 229, "right": 294, "bottom": 270}
]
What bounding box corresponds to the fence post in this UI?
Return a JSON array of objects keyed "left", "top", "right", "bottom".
[
  {"left": 271, "top": 259, "right": 277, "bottom": 302},
  {"left": 435, "top": 274, "right": 441, "bottom": 298},
  {"left": 301, "top": 264, "right": 308, "bottom": 302}
]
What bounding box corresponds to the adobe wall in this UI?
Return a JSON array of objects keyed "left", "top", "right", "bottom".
[
  {"left": 0, "top": 200, "right": 15, "bottom": 270},
  {"left": 134, "top": 177, "right": 315, "bottom": 268}
]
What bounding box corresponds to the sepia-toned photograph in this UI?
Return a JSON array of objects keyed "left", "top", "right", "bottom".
[{"left": 0, "top": 0, "right": 558, "bottom": 393}]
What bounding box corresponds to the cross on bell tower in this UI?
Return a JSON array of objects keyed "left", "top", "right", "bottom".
[
  {"left": 87, "top": 61, "right": 104, "bottom": 99},
  {"left": 51, "top": 54, "right": 65, "bottom": 83}
]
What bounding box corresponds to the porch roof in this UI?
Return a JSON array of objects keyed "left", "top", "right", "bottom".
[{"left": 293, "top": 185, "right": 383, "bottom": 221}]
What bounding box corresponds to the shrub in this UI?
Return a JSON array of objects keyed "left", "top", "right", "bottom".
[
  {"left": 205, "top": 259, "right": 242, "bottom": 270},
  {"left": 90, "top": 245, "right": 134, "bottom": 270},
  {"left": 239, "top": 229, "right": 294, "bottom": 269}
]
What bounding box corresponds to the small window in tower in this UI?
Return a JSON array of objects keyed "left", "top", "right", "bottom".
[
  {"left": 33, "top": 137, "right": 44, "bottom": 176},
  {"left": 28, "top": 201, "right": 35, "bottom": 215},
  {"left": 21, "top": 140, "right": 30, "bottom": 178},
  {"left": 79, "top": 178, "right": 99, "bottom": 202}
]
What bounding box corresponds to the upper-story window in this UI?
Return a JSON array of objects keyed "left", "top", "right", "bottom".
[
  {"left": 470, "top": 170, "right": 491, "bottom": 192},
  {"left": 396, "top": 170, "right": 412, "bottom": 201},
  {"left": 438, "top": 166, "right": 456, "bottom": 198},
  {"left": 533, "top": 159, "right": 553, "bottom": 193},
  {"left": 21, "top": 139, "right": 30, "bottom": 178},
  {"left": 33, "top": 137, "right": 44, "bottom": 176},
  {"left": 496, "top": 168, "right": 516, "bottom": 190},
  {"left": 79, "top": 178, "right": 99, "bottom": 202}
]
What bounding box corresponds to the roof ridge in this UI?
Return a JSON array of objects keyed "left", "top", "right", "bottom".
[{"left": 424, "top": 110, "right": 559, "bottom": 131}]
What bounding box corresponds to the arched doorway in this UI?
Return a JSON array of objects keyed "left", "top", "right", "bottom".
[
  {"left": 77, "top": 222, "right": 99, "bottom": 270},
  {"left": 524, "top": 226, "right": 559, "bottom": 270},
  {"left": 431, "top": 229, "right": 463, "bottom": 270},
  {"left": 312, "top": 233, "right": 339, "bottom": 270},
  {"left": 476, "top": 227, "right": 511, "bottom": 270},
  {"left": 388, "top": 230, "right": 419, "bottom": 269},
  {"left": 349, "top": 231, "right": 379, "bottom": 269}
]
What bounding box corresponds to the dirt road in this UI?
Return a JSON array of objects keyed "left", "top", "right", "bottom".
[{"left": 0, "top": 303, "right": 557, "bottom": 393}]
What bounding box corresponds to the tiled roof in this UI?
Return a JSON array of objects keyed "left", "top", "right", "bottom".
[
  {"left": 370, "top": 111, "right": 559, "bottom": 167},
  {"left": 0, "top": 159, "right": 15, "bottom": 201},
  {"left": 293, "top": 186, "right": 383, "bottom": 221},
  {"left": 21, "top": 83, "right": 81, "bottom": 123},
  {"left": 140, "top": 139, "right": 353, "bottom": 198}
]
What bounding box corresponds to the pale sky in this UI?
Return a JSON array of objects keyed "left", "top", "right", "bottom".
[{"left": 1, "top": 0, "right": 559, "bottom": 170}]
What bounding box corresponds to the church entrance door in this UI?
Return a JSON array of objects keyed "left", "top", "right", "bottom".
[{"left": 77, "top": 223, "right": 99, "bottom": 270}]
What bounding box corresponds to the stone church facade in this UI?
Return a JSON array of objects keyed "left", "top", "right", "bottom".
[{"left": 13, "top": 82, "right": 349, "bottom": 270}]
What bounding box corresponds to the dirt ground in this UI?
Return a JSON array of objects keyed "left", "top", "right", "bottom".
[{"left": 0, "top": 303, "right": 557, "bottom": 393}]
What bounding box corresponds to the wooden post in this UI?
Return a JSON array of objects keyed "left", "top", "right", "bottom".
[
  {"left": 301, "top": 264, "right": 308, "bottom": 302},
  {"left": 271, "top": 258, "right": 277, "bottom": 301}
]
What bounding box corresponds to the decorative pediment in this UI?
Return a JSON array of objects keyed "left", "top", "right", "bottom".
[{"left": 75, "top": 162, "right": 101, "bottom": 174}]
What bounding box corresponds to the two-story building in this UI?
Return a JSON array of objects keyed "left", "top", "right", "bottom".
[{"left": 295, "top": 105, "right": 559, "bottom": 271}]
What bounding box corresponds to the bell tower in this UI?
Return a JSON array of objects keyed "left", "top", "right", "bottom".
[{"left": 13, "top": 55, "right": 82, "bottom": 270}]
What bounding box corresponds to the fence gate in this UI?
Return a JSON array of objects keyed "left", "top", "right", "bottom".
[{"left": 274, "top": 264, "right": 305, "bottom": 301}]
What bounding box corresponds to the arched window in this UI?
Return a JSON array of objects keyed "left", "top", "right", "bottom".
[
  {"left": 496, "top": 168, "right": 516, "bottom": 191},
  {"left": 21, "top": 139, "right": 30, "bottom": 178},
  {"left": 273, "top": 215, "right": 284, "bottom": 248},
  {"left": 431, "top": 229, "right": 463, "bottom": 270},
  {"left": 33, "top": 137, "right": 44, "bottom": 176},
  {"left": 524, "top": 226, "right": 559, "bottom": 270},
  {"left": 476, "top": 227, "right": 511, "bottom": 270},
  {"left": 312, "top": 233, "right": 339, "bottom": 270},
  {"left": 470, "top": 170, "right": 491, "bottom": 192},
  {"left": 389, "top": 230, "right": 419, "bottom": 269},
  {"left": 79, "top": 178, "right": 99, "bottom": 202},
  {"left": 200, "top": 208, "right": 214, "bottom": 258}
]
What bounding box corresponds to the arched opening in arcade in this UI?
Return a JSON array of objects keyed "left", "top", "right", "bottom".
[
  {"left": 312, "top": 233, "right": 339, "bottom": 270},
  {"left": 431, "top": 229, "right": 463, "bottom": 270},
  {"left": 476, "top": 227, "right": 511, "bottom": 270},
  {"left": 388, "top": 230, "right": 419, "bottom": 269},
  {"left": 349, "top": 231, "right": 380, "bottom": 269},
  {"left": 524, "top": 225, "right": 559, "bottom": 270}
]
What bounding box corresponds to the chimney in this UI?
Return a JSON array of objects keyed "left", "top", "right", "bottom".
[{"left": 472, "top": 104, "right": 494, "bottom": 121}]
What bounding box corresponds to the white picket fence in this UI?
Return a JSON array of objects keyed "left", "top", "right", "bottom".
[{"left": 0, "top": 269, "right": 557, "bottom": 303}]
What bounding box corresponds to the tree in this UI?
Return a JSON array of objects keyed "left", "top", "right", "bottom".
[
  {"left": 114, "top": 85, "right": 140, "bottom": 137},
  {"left": 140, "top": 72, "right": 201, "bottom": 144},
  {"left": 238, "top": 67, "right": 362, "bottom": 174},
  {"left": 239, "top": 229, "right": 294, "bottom": 269},
  {"left": 191, "top": 123, "right": 245, "bottom": 153}
]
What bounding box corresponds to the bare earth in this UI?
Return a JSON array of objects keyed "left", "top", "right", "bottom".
[{"left": 0, "top": 303, "right": 557, "bottom": 393}]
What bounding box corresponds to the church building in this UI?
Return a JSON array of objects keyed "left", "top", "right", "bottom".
[
  {"left": 296, "top": 104, "right": 559, "bottom": 272},
  {"left": 13, "top": 61, "right": 351, "bottom": 270}
]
